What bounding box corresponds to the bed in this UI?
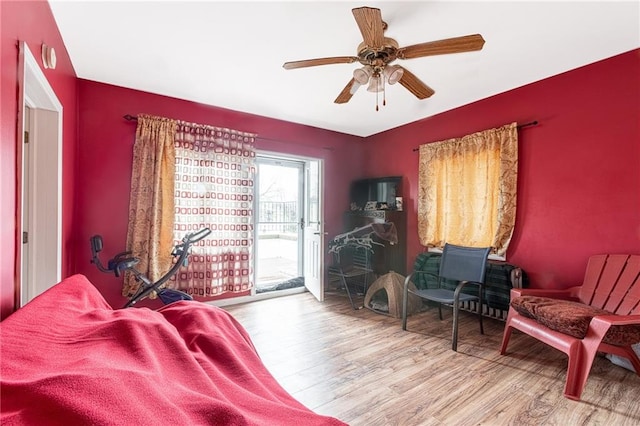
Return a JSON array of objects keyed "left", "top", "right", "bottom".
[{"left": 0, "top": 274, "right": 346, "bottom": 425}]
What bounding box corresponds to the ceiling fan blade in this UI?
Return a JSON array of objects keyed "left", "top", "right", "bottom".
[
  {"left": 397, "top": 34, "right": 485, "bottom": 60},
  {"left": 334, "top": 78, "right": 359, "bottom": 104},
  {"left": 398, "top": 67, "right": 435, "bottom": 99},
  {"left": 352, "top": 7, "right": 384, "bottom": 49},
  {"left": 283, "top": 56, "right": 358, "bottom": 70}
]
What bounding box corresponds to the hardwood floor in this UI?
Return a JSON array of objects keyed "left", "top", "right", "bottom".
[{"left": 222, "top": 291, "right": 640, "bottom": 425}]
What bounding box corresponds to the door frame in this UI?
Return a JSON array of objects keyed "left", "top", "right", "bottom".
[
  {"left": 212, "top": 150, "right": 324, "bottom": 307},
  {"left": 16, "top": 41, "right": 63, "bottom": 307}
]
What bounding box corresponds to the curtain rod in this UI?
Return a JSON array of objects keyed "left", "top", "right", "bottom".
[
  {"left": 411, "top": 120, "right": 538, "bottom": 152},
  {"left": 123, "top": 114, "right": 334, "bottom": 151},
  {"left": 254, "top": 135, "right": 335, "bottom": 151}
]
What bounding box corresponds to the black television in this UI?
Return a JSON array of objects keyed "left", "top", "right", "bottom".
[{"left": 349, "top": 176, "right": 402, "bottom": 210}]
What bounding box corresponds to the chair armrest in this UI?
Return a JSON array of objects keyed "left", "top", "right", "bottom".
[
  {"left": 510, "top": 286, "right": 582, "bottom": 301},
  {"left": 591, "top": 314, "right": 640, "bottom": 327},
  {"left": 584, "top": 314, "right": 640, "bottom": 343}
]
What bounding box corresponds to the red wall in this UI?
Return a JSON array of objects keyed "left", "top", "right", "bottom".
[
  {"left": 1, "top": 0, "right": 638, "bottom": 316},
  {"left": 0, "top": 0, "right": 78, "bottom": 319},
  {"left": 75, "top": 80, "right": 365, "bottom": 307},
  {"left": 366, "top": 49, "right": 640, "bottom": 288}
]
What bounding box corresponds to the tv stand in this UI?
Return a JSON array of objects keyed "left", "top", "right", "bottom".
[{"left": 343, "top": 210, "right": 406, "bottom": 275}]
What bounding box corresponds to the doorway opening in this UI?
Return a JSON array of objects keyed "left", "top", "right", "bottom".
[
  {"left": 253, "top": 153, "right": 324, "bottom": 300},
  {"left": 255, "top": 157, "right": 303, "bottom": 292}
]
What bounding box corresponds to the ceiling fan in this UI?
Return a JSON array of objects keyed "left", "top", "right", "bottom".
[{"left": 283, "top": 6, "right": 485, "bottom": 108}]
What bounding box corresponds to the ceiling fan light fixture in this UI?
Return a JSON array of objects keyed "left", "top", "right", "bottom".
[
  {"left": 366, "top": 75, "right": 384, "bottom": 93},
  {"left": 353, "top": 66, "right": 372, "bottom": 85},
  {"left": 384, "top": 65, "right": 403, "bottom": 85}
]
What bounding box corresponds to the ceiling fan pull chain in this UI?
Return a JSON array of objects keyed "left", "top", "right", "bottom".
[{"left": 383, "top": 78, "right": 387, "bottom": 107}]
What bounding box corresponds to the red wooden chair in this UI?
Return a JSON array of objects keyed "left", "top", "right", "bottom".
[{"left": 500, "top": 254, "right": 640, "bottom": 400}]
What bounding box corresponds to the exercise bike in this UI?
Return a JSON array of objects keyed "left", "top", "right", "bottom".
[{"left": 90, "top": 228, "right": 212, "bottom": 308}]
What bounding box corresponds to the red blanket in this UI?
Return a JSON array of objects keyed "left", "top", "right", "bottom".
[{"left": 0, "top": 275, "right": 345, "bottom": 425}]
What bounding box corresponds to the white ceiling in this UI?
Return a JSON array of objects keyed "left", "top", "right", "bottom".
[{"left": 49, "top": 1, "right": 639, "bottom": 137}]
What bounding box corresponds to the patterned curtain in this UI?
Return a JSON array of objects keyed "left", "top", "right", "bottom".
[
  {"left": 171, "top": 121, "right": 256, "bottom": 297},
  {"left": 123, "top": 115, "right": 177, "bottom": 296},
  {"left": 417, "top": 122, "right": 518, "bottom": 258}
]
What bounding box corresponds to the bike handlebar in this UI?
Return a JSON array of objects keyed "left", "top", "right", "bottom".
[{"left": 184, "top": 228, "right": 212, "bottom": 244}]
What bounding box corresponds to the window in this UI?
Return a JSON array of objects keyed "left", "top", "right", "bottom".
[{"left": 417, "top": 122, "right": 518, "bottom": 259}]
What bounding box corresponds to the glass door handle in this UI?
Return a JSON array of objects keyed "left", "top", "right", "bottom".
[{"left": 314, "top": 232, "right": 329, "bottom": 235}]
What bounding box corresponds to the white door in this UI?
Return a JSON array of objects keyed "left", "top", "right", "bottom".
[
  {"left": 19, "top": 42, "right": 63, "bottom": 306},
  {"left": 303, "top": 160, "right": 324, "bottom": 301}
]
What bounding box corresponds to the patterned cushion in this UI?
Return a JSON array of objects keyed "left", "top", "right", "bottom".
[{"left": 511, "top": 296, "right": 640, "bottom": 346}]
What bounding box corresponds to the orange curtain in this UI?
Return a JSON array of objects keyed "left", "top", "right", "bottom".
[
  {"left": 123, "top": 114, "right": 177, "bottom": 297},
  {"left": 417, "top": 122, "right": 518, "bottom": 258}
]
